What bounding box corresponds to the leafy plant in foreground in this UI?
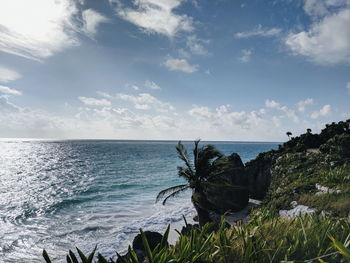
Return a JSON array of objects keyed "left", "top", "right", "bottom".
[{"left": 43, "top": 213, "right": 350, "bottom": 263}]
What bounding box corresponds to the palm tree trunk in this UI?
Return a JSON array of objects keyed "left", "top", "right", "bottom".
[{"left": 191, "top": 190, "right": 212, "bottom": 227}]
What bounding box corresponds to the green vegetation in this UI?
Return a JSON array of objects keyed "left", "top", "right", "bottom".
[
  {"left": 156, "top": 140, "right": 222, "bottom": 226},
  {"left": 281, "top": 120, "right": 350, "bottom": 153},
  {"left": 264, "top": 152, "right": 350, "bottom": 217},
  {"left": 263, "top": 120, "right": 350, "bottom": 217},
  {"left": 43, "top": 120, "right": 350, "bottom": 262},
  {"left": 43, "top": 213, "right": 350, "bottom": 262}
]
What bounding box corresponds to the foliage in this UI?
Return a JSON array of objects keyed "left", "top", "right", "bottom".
[
  {"left": 156, "top": 140, "right": 223, "bottom": 205},
  {"left": 320, "top": 134, "right": 350, "bottom": 157},
  {"left": 43, "top": 213, "right": 350, "bottom": 263},
  {"left": 43, "top": 120, "right": 350, "bottom": 262},
  {"left": 264, "top": 151, "right": 350, "bottom": 216},
  {"left": 281, "top": 120, "right": 350, "bottom": 153},
  {"left": 156, "top": 140, "right": 246, "bottom": 226}
]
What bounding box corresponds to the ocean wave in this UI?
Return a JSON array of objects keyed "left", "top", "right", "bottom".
[{"left": 99, "top": 199, "right": 196, "bottom": 257}]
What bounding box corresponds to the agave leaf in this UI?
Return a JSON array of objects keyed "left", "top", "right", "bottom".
[
  {"left": 329, "top": 234, "right": 350, "bottom": 260},
  {"left": 97, "top": 253, "right": 109, "bottom": 263},
  {"left": 182, "top": 215, "right": 188, "bottom": 227},
  {"left": 160, "top": 225, "right": 170, "bottom": 248},
  {"left": 117, "top": 252, "right": 129, "bottom": 263},
  {"left": 140, "top": 229, "right": 153, "bottom": 262},
  {"left": 86, "top": 245, "right": 97, "bottom": 263},
  {"left": 128, "top": 246, "right": 139, "bottom": 263},
  {"left": 69, "top": 250, "right": 79, "bottom": 263},
  {"left": 42, "top": 250, "right": 52, "bottom": 263},
  {"left": 76, "top": 247, "right": 88, "bottom": 263}
]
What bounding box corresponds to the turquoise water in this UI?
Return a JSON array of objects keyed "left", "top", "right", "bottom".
[{"left": 0, "top": 140, "right": 279, "bottom": 262}]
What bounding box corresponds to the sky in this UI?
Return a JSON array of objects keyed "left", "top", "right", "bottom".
[{"left": 0, "top": 0, "right": 349, "bottom": 141}]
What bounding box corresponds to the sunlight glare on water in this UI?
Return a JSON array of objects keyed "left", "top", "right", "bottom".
[{"left": 0, "top": 140, "right": 278, "bottom": 262}]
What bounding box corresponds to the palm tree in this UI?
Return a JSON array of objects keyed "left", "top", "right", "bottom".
[
  {"left": 156, "top": 140, "right": 224, "bottom": 227},
  {"left": 286, "top": 131, "right": 292, "bottom": 139}
]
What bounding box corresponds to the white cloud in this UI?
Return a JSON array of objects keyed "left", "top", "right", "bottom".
[
  {"left": 346, "top": 81, "right": 350, "bottom": 92},
  {"left": 78, "top": 96, "right": 112, "bottom": 106},
  {"left": 285, "top": 8, "right": 350, "bottom": 65},
  {"left": 188, "top": 104, "right": 268, "bottom": 133},
  {"left": 0, "top": 95, "right": 20, "bottom": 112},
  {"left": 310, "top": 104, "right": 332, "bottom": 119},
  {"left": 238, "top": 49, "right": 253, "bottom": 63},
  {"left": 0, "top": 0, "right": 80, "bottom": 60},
  {"left": 265, "top": 99, "right": 299, "bottom": 122},
  {"left": 81, "top": 9, "right": 109, "bottom": 37},
  {"left": 145, "top": 80, "right": 161, "bottom": 90},
  {"left": 234, "top": 24, "right": 282, "bottom": 39},
  {"left": 0, "top": 2, "right": 109, "bottom": 60},
  {"left": 303, "top": 0, "right": 350, "bottom": 18},
  {"left": 0, "top": 66, "right": 21, "bottom": 83},
  {"left": 114, "top": 0, "right": 193, "bottom": 37},
  {"left": 97, "top": 91, "right": 113, "bottom": 99},
  {"left": 188, "top": 106, "right": 213, "bottom": 119},
  {"left": 0, "top": 85, "right": 22, "bottom": 96},
  {"left": 297, "top": 98, "right": 314, "bottom": 112},
  {"left": 265, "top": 99, "right": 281, "bottom": 109},
  {"left": 0, "top": 96, "right": 337, "bottom": 141},
  {"left": 164, "top": 57, "right": 198, "bottom": 73},
  {"left": 186, "top": 35, "right": 209, "bottom": 56},
  {"left": 178, "top": 48, "right": 190, "bottom": 58},
  {"left": 117, "top": 93, "right": 174, "bottom": 112}
]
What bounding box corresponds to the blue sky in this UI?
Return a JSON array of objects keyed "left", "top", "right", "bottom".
[{"left": 0, "top": 0, "right": 349, "bottom": 141}]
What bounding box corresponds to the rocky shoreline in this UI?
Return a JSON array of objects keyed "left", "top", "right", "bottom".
[{"left": 43, "top": 119, "right": 350, "bottom": 262}]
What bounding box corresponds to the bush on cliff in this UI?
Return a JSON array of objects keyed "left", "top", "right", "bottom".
[
  {"left": 281, "top": 120, "right": 350, "bottom": 153},
  {"left": 320, "top": 134, "right": 350, "bottom": 157}
]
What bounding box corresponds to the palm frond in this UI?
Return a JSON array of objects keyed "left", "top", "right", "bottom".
[
  {"left": 196, "top": 145, "right": 223, "bottom": 179},
  {"left": 161, "top": 185, "right": 191, "bottom": 205},
  {"left": 193, "top": 139, "right": 200, "bottom": 169},
  {"left": 177, "top": 166, "right": 192, "bottom": 180},
  {"left": 156, "top": 184, "right": 189, "bottom": 203},
  {"left": 176, "top": 141, "right": 194, "bottom": 176}
]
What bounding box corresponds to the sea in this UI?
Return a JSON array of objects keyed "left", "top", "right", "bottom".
[{"left": 0, "top": 140, "right": 279, "bottom": 262}]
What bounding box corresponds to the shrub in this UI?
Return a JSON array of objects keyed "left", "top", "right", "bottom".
[{"left": 43, "top": 213, "right": 350, "bottom": 263}]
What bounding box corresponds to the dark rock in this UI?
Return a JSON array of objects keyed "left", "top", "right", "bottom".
[
  {"left": 117, "top": 231, "right": 164, "bottom": 263},
  {"left": 199, "top": 152, "right": 249, "bottom": 214},
  {"left": 215, "top": 153, "right": 248, "bottom": 186},
  {"left": 227, "top": 152, "right": 245, "bottom": 168},
  {"left": 245, "top": 151, "right": 278, "bottom": 200},
  {"left": 132, "top": 231, "right": 164, "bottom": 252},
  {"left": 203, "top": 183, "right": 249, "bottom": 213}
]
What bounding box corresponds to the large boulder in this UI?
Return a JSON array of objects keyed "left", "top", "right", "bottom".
[
  {"left": 213, "top": 153, "right": 248, "bottom": 186},
  {"left": 203, "top": 153, "right": 249, "bottom": 213},
  {"left": 132, "top": 231, "right": 164, "bottom": 252},
  {"left": 245, "top": 151, "right": 278, "bottom": 200},
  {"left": 117, "top": 231, "right": 164, "bottom": 263},
  {"left": 203, "top": 183, "right": 249, "bottom": 213}
]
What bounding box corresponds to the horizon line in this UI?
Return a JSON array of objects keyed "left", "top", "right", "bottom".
[{"left": 0, "top": 137, "right": 283, "bottom": 143}]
